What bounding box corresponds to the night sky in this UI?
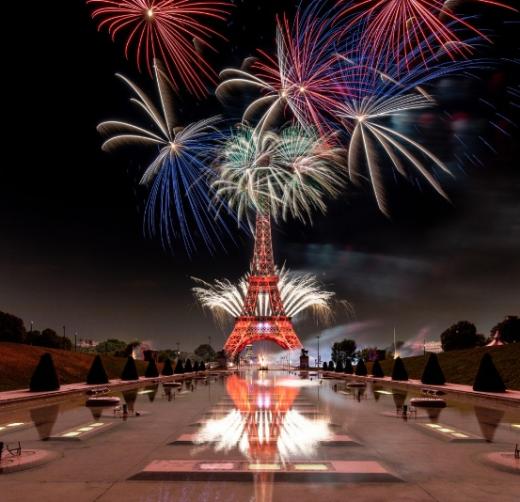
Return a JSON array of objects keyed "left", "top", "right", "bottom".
[{"left": 1, "top": 1, "right": 519, "bottom": 359}]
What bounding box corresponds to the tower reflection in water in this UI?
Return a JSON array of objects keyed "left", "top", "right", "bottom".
[
  {"left": 195, "top": 373, "right": 332, "bottom": 502},
  {"left": 195, "top": 373, "right": 332, "bottom": 463}
]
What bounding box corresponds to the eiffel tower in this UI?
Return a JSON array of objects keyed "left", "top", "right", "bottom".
[{"left": 223, "top": 212, "right": 302, "bottom": 358}]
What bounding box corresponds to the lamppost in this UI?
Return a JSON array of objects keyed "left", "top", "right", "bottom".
[{"left": 316, "top": 335, "right": 321, "bottom": 369}]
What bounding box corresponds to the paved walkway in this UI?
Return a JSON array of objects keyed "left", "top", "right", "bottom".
[
  {"left": 0, "top": 371, "right": 232, "bottom": 407},
  {"left": 320, "top": 371, "right": 520, "bottom": 405}
]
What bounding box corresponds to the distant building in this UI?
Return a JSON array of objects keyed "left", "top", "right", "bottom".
[
  {"left": 425, "top": 341, "right": 443, "bottom": 353},
  {"left": 78, "top": 339, "right": 98, "bottom": 349}
]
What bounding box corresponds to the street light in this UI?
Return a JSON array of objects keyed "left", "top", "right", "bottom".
[{"left": 316, "top": 335, "right": 321, "bottom": 369}]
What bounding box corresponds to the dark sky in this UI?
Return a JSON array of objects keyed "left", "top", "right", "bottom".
[{"left": 1, "top": 1, "right": 519, "bottom": 358}]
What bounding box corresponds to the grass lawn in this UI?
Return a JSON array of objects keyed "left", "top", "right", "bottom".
[
  {"left": 0, "top": 342, "right": 148, "bottom": 391},
  {"left": 372, "top": 344, "right": 520, "bottom": 390}
]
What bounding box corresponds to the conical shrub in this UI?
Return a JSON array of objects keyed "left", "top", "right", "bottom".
[
  {"left": 200, "top": 361, "right": 206, "bottom": 371},
  {"left": 473, "top": 353, "right": 506, "bottom": 392},
  {"left": 328, "top": 361, "right": 335, "bottom": 371},
  {"left": 145, "top": 359, "right": 159, "bottom": 378},
  {"left": 161, "top": 358, "right": 174, "bottom": 376},
  {"left": 391, "top": 357, "right": 408, "bottom": 381},
  {"left": 121, "top": 356, "right": 139, "bottom": 381},
  {"left": 344, "top": 359, "right": 353, "bottom": 374},
  {"left": 371, "top": 360, "right": 384, "bottom": 378},
  {"left": 30, "top": 353, "right": 60, "bottom": 392},
  {"left": 184, "top": 359, "right": 193, "bottom": 372},
  {"left": 86, "top": 355, "right": 109, "bottom": 385},
  {"left": 322, "top": 362, "right": 328, "bottom": 371},
  {"left": 335, "top": 360, "right": 344, "bottom": 372},
  {"left": 421, "top": 353, "right": 445, "bottom": 385},
  {"left": 174, "top": 359, "right": 184, "bottom": 374},
  {"left": 193, "top": 361, "right": 200, "bottom": 372},
  {"left": 355, "top": 359, "right": 367, "bottom": 376}
]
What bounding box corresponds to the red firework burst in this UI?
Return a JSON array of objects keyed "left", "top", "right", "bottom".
[
  {"left": 338, "top": 0, "right": 517, "bottom": 70},
  {"left": 87, "top": 0, "right": 231, "bottom": 98}
]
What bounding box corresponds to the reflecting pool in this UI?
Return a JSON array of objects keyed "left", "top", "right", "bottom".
[{"left": 0, "top": 372, "right": 519, "bottom": 501}]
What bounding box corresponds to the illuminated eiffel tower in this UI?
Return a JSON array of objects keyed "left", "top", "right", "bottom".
[{"left": 223, "top": 212, "right": 302, "bottom": 358}]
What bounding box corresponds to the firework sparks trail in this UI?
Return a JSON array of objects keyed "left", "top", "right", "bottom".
[
  {"left": 87, "top": 0, "right": 232, "bottom": 98},
  {"left": 97, "top": 61, "right": 233, "bottom": 254},
  {"left": 192, "top": 265, "right": 341, "bottom": 326},
  {"left": 212, "top": 125, "right": 345, "bottom": 227}
]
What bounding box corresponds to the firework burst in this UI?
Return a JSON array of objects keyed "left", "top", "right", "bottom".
[
  {"left": 192, "top": 266, "right": 339, "bottom": 326},
  {"left": 216, "top": 10, "right": 344, "bottom": 137},
  {"left": 333, "top": 21, "right": 490, "bottom": 215},
  {"left": 212, "top": 125, "right": 345, "bottom": 226},
  {"left": 87, "top": 0, "right": 231, "bottom": 98},
  {"left": 97, "top": 61, "right": 231, "bottom": 253},
  {"left": 337, "top": 0, "right": 516, "bottom": 71}
]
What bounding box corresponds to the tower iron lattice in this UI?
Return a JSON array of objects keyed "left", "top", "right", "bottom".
[{"left": 223, "top": 212, "right": 302, "bottom": 358}]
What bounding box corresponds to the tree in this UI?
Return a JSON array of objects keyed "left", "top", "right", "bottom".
[
  {"left": 328, "top": 360, "right": 335, "bottom": 371},
  {"left": 216, "top": 350, "right": 228, "bottom": 369},
  {"left": 371, "top": 360, "right": 384, "bottom": 378},
  {"left": 30, "top": 353, "right": 60, "bottom": 392},
  {"left": 193, "top": 360, "right": 201, "bottom": 372},
  {"left": 194, "top": 344, "right": 216, "bottom": 362},
  {"left": 322, "top": 361, "right": 328, "bottom": 371},
  {"left": 331, "top": 339, "right": 357, "bottom": 365},
  {"left": 355, "top": 359, "right": 367, "bottom": 376},
  {"left": 158, "top": 349, "right": 177, "bottom": 362},
  {"left": 491, "top": 315, "right": 520, "bottom": 344},
  {"left": 200, "top": 361, "right": 206, "bottom": 371},
  {"left": 0, "top": 311, "right": 26, "bottom": 343},
  {"left": 26, "top": 330, "right": 41, "bottom": 345},
  {"left": 473, "top": 353, "right": 506, "bottom": 392},
  {"left": 30, "top": 329, "right": 71, "bottom": 350},
  {"left": 184, "top": 359, "right": 193, "bottom": 372},
  {"left": 96, "top": 339, "right": 127, "bottom": 355},
  {"left": 161, "top": 358, "right": 174, "bottom": 376},
  {"left": 335, "top": 360, "right": 344, "bottom": 372},
  {"left": 86, "top": 355, "right": 109, "bottom": 385},
  {"left": 145, "top": 359, "right": 159, "bottom": 378},
  {"left": 174, "top": 359, "right": 185, "bottom": 374},
  {"left": 421, "top": 353, "right": 445, "bottom": 385},
  {"left": 440, "top": 321, "right": 479, "bottom": 351},
  {"left": 344, "top": 359, "right": 353, "bottom": 374},
  {"left": 121, "top": 356, "right": 139, "bottom": 381},
  {"left": 391, "top": 357, "right": 408, "bottom": 381}
]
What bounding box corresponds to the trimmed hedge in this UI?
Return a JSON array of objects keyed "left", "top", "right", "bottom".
[
  {"left": 86, "top": 355, "right": 109, "bottom": 385},
  {"left": 473, "top": 353, "right": 506, "bottom": 392},
  {"left": 161, "top": 358, "right": 174, "bottom": 376},
  {"left": 421, "top": 353, "right": 445, "bottom": 385},
  {"left": 174, "top": 359, "right": 184, "bottom": 374},
  {"left": 355, "top": 359, "right": 367, "bottom": 376},
  {"left": 145, "top": 359, "right": 159, "bottom": 378},
  {"left": 121, "top": 356, "right": 139, "bottom": 381},
  {"left": 391, "top": 357, "right": 408, "bottom": 381},
  {"left": 30, "top": 353, "right": 60, "bottom": 392},
  {"left": 371, "top": 359, "right": 384, "bottom": 378},
  {"left": 344, "top": 359, "right": 353, "bottom": 374}
]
